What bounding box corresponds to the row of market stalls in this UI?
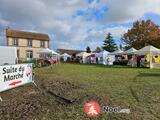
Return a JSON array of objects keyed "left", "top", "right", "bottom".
[
  {"left": 100, "top": 45, "right": 160, "bottom": 69},
  {"left": 37, "top": 45, "right": 160, "bottom": 68},
  {"left": 37, "top": 48, "right": 75, "bottom": 64},
  {"left": 38, "top": 48, "right": 72, "bottom": 63},
  {"left": 69, "top": 45, "right": 160, "bottom": 69}
]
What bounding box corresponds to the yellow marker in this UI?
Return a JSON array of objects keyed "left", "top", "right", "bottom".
[{"left": 146, "top": 53, "right": 150, "bottom": 62}]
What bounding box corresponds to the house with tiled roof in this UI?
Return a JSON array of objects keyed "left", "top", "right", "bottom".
[{"left": 6, "top": 28, "right": 50, "bottom": 60}]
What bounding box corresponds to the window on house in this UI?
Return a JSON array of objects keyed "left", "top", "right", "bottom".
[
  {"left": 13, "top": 38, "right": 18, "bottom": 46},
  {"left": 40, "top": 41, "right": 45, "bottom": 48},
  {"left": 26, "top": 50, "right": 33, "bottom": 59},
  {"left": 28, "top": 39, "right": 32, "bottom": 47}
]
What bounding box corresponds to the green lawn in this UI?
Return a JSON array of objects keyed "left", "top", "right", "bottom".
[{"left": 34, "top": 63, "right": 160, "bottom": 120}]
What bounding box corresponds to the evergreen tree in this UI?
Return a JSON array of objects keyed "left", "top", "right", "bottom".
[
  {"left": 86, "top": 46, "right": 91, "bottom": 53},
  {"left": 102, "top": 33, "right": 117, "bottom": 52}
]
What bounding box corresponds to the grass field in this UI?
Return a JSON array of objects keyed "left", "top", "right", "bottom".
[
  {"left": 1, "top": 63, "right": 160, "bottom": 120},
  {"left": 35, "top": 63, "right": 160, "bottom": 120}
]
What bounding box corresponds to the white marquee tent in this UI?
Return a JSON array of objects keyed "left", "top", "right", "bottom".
[
  {"left": 119, "top": 48, "right": 137, "bottom": 67},
  {"left": 96, "top": 50, "right": 109, "bottom": 58},
  {"left": 105, "top": 49, "right": 123, "bottom": 65},
  {"left": 135, "top": 45, "right": 160, "bottom": 55},
  {"left": 76, "top": 52, "right": 92, "bottom": 63},
  {"left": 135, "top": 45, "right": 160, "bottom": 68},
  {"left": 60, "top": 53, "right": 71, "bottom": 61},
  {"left": 95, "top": 50, "right": 114, "bottom": 65},
  {"left": 122, "top": 48, "right": 137, "bottom": 55},
  {"left": 39, "top": 48, "right": 60, "bottom": 62},
  {"left": 108, "top": 49, "right": 123, "bottom": 55}
]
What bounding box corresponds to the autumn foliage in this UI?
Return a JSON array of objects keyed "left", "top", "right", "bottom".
[{"left": 122, "top": 19, "right": 160, "bottom": 49}]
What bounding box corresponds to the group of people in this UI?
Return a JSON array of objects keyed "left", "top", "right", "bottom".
[{"left": 128, "top": 55, "right": 148, "bottom": 67}]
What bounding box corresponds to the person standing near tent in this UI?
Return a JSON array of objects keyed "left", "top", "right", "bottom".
[
  {"left": 137, "top": 55, "right": 141, "bottom": 67},
  {"left": 96, "top": 57, "right": 98, "bottom": 64},
  {"left": 106, "top": 57, "right": 110, "bottom": 65}
]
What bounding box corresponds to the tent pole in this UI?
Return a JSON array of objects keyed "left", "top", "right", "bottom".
[
  {"left": 150, "top": 52, "right": 153, "bottom": 69},
  {"left": 132, "top": 54, "right": 133, "bottom": 67}
]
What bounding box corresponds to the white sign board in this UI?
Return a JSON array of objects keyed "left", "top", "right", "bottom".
[{"left": 0, "top": 63, "right": 33, "bottom": 92}]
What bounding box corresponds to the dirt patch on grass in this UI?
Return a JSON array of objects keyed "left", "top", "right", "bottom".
[{"left": 0, "top": 75, "right": 88, "bottom": 120}]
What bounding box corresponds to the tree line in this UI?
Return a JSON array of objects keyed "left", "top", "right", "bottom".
[{"left": 86, "top": 19, "right": 160, "bottom": 53}]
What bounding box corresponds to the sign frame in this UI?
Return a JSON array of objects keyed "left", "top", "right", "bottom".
[{"left": 0, "top": 63, "right": 33, "bottom": 93}]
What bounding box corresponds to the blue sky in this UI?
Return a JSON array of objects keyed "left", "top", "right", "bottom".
[{"left": 0, "top": 0, "right": 160, "bottom": 50}]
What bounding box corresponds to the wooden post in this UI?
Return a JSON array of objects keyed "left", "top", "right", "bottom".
[{"left": 0, "top": 96, "right": 3, "bottom": 102}]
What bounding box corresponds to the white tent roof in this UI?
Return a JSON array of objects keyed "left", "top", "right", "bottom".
[
  {"left": 96, "top": 50, "right": 109, "bottom": 57},
  {"left": 52, "top": 50, "right": 58, "bottom": 55},
  {"left": 122, "top": 47, "right": 137, "bottom": 54},
  {"left": 61, "top": 53, "right": 71, "bottom": 57},
  {"left": 39, "top": 48, "right": 52, "bottom": 54},
  {"left": 108, "top": 49, "right": 123, "bottom": 55},
  {"left": 76, "top": 52, "right": 92, "bottom": 57},
  {"left": 135, "top": 45, "right": 160, "bottom": 54},
  {"left": 39, "top": 48, "right": 58, "bottom": 55}
]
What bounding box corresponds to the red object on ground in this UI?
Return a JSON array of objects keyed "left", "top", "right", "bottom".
[
  {"left": 85, "top": 101, "right": 101, "bottom": 117},
  {"left": 50, "top": 59, "right": 57, "bottom": 64},
  {"left": 9, "top": 80, "right": 22, "bottom": 86}
]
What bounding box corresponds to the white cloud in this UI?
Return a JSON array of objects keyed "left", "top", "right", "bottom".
[
  {"left": 82, "top": 26, "right": 129, "bottom": 50},
  {"left": 89, "top": 26, "right": 129, "bottom": 39},
  {"left": 0, "top": 18, "right": 9, "bottom": 26},
  {"left": 104, "top": 0, "right": 160, "bottom": 23},
  {"left": 0, "top": 0, "right": 159, "bottom": 50},
  {"left": 104, "top": 26, "right": 128, "bottom": 38}
]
